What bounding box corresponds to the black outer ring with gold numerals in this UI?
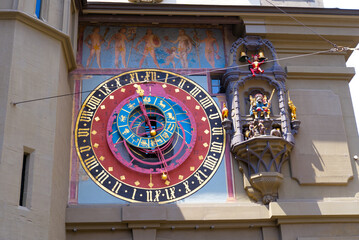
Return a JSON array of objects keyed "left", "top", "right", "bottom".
[{"left": 75, "top": 69, "right": 226, "bottom": 203}]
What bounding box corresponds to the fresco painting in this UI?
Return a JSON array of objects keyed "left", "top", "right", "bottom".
[{"left": 81, "top": 26, "right": 225, "bottom": 69}]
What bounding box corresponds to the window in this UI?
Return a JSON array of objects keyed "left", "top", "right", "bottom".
[
  {"left": 35, "top": 0, "right": 42, "bottom": 18},
  {"left": 211, "top": 78, "right": 221, "bottom": 94},
  {"left": 19, "top": 151, "right": 32, "bottom": 207}
]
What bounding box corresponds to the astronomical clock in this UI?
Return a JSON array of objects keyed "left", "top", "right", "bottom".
[{"left": 75, "top": 69, "right": 225, "bottom": 203}]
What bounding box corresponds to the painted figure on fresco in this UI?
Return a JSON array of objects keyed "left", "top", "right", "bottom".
[
  {"left": 85, "top": 27, "right": 108, "bottom": 68},
  {"left": 197, "top": 30, "right": 220, "bottom": 68},
  {"left": 164, "top": 29, "right": 194, "bottom": 68},
  {"left": 107, "top": 28, "right": 134, "bottom": 68},
  {"left": 134, "top": 29, "right": 161, "bottom": 68},
  {"left": 162, "top": 47, "right": 179, "bottom": 68}
]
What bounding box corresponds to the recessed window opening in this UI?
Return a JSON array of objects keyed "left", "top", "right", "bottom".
[
  {"left": 19, "top": 152, "right": 31, "bottom": 207},
  {"left": 35, "top": 0, "right": 42, "bottom": 18},
  {"left": 211, "top": 78, "right": 221, "bottom": 94}
]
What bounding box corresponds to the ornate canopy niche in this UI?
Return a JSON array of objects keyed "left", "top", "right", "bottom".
[{"left": 222, "top": 36, "right": 300, "bottom": 204}]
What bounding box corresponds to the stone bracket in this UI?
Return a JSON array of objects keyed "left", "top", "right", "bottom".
[{"left": 233, "top": 137, "right": 293, "bottom": 204}]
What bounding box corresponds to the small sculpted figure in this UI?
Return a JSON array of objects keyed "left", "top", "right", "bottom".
[
  {"left": 250, "top": 93, "right": 268, "bottom": 119},
  {"left": 249, "top": 89, "right": 275, "bottom": 119},
  {"left": 248, "top": 54, "right": 265, "bottom": 77},
  {"left": 245, "top": 122, "right": 255, "bottom": 139},
  {"left": 270, "top": 128, "right": 282, "bottom": 137},
  {"left": 222, "top": 103, "right": 228, "bottom": 120},
  {"left": 288, "top": 92, "right": 297, "bottom": 121}
]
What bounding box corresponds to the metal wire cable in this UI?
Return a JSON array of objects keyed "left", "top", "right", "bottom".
[
  {"left": 12, "top": 1, "right": 359, "bottom": 105},
  {"left": 12, "top": 48, "right": 338, "bottom": 105},
  {"left": 263, "top": 0, "right": 338, "bottom": 47}
]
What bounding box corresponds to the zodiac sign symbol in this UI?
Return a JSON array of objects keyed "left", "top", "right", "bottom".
[
  {"left": 123, "top": 129, "right": 130, "bottom": 135},
  {"left": 131, "top": 136, "right": 139, "bottom": 143},
  {"left": 167, "top": 112, "right": 175, "bottom": 120},
  {"left": 159, "top": 100, "right": 166, "bottom": 108},
  {"left": 163, "top": 132, "right": 169, "bottom": 139},
  {"left": 143, "top": 97, "right": 151, "bottom": 104},
  {"left": 141, "top": 140, "right": 148, "bottom": 146},
  {"left": 120, "top": 115, "right": 126, "bottom": 122},
  {"left": 127, "top": 103, "right": 135, "bottom": 109},
  {"left": 167, "top": 123, "right": 175, "bottom": 132}
]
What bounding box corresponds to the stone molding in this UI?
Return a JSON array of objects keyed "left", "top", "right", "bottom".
[
  {"left": 286, "top": 66, "right": 355, "bottom": 81},
  {"left": 66, "top": 200, "right": 359, "bottom": 225},
  {"left": 0, "top": 10, "right": 76, "bottom": 71}
]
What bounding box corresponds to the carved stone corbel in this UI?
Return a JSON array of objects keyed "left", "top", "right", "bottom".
[{"left": 234, "top": 137, "right": 292, "bottom": 204}]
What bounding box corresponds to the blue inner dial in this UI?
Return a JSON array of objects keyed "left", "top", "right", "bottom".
[{"left": 117, "top": 96, "right": 177, "bottom": 148}]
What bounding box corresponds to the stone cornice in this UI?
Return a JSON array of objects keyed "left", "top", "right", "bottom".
[
  {"left": 65, "top": 200, "right": 359, "bottom": 229},
  {"left": 0, "top": 10, "right": 76, "bottom": 71},
  {"left": 286, "top": 66, "right": 355, "bottom": 81},
  {"left": 80, "top": 3, "right": 359, "bottom": 17}
]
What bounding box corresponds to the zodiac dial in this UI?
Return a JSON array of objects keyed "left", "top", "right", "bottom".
[{"left": 75, "top": 69, "right": 225, "bottom": 203}]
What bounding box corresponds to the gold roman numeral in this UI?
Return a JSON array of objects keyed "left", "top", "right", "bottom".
[
  {"left": 99, "top": 83, "right": 112, "bottom": 96},
  {"left": 189, "top": 87, "right": 201, "bottom": 97},
  {"left": 208, "top": 113, "right": 220, "bottom": 120},
  {"left": 131, "top": 188, "right": 137, "bottom": 200},
  {"left": 183, "top": 181, "right": 191, "bottom": 193},
  {"left": 84, "top": 155, "right": 99, "bottom": 171},
  {"left": 194, "top": 170, "right": 208, "bottom": 184},
  {"left": 165, "top": 187, "right": 176, "bottom": 200},
  {"left": 111, "top": 181, "right": 122, "bottom": 194},
  {"left": 212, "top": 127, "right": 224, "bottom": 136},
  {"left": 86, "top": 96, "right": 101, "bottom": 110},
  {"left": 144, "top": 71, "right": 157, "bottom": 81},
  {"left": 114, "top": 77, "right": 122, "bottom": 88},
  {"left": 203, "top": 155, "right": 219, "bottom": 171},
  {"left": 79, "top": 145, "right": 91, "bottom": 153},
  {"left": 200, "top": 96, "right": 213, "bottom": 109},
  {"left": 95, "top": 170, "right": 109, "bottom": 184},
  {"left": 146, "top": 191, "right": 153, "bottom": 202},
  {"left": 146, "top": 189, "right": 163, "bottom": 202},
  {"left": 210, "top": 142, "right": 223, "bottom": 153},
  {"left": 79, "top": 110, "right": 93, "bottom": 122},
  {"left": 178, "top": 79, "right": 186, "bottom": 88},
  {"left": 78, "top": 128, "right": 90, "bottom": 137},
  {"left": 130, "top": 73, "right": 139, "bottom": 83}
]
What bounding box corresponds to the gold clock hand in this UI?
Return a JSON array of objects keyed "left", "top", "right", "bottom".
[{"left": 134, "top": 84, "right": 170, "bottom": 180}]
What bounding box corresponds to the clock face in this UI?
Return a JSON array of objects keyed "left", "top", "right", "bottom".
[{"left": 75, "top": 69, "right": 225, "bottom": 203}]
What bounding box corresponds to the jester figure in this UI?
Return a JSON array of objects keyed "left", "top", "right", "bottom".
[{"left": 248, "top": 54, "right": 265, "bottom": 77}]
